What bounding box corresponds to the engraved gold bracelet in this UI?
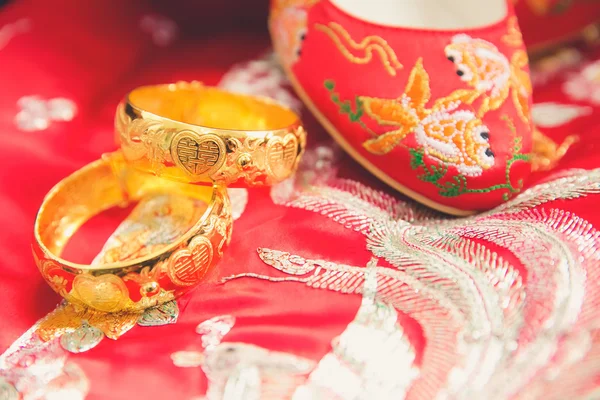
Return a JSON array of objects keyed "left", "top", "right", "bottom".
[
  {"left": 33, "top": 151, "right": 232, "bottom": 313},
  {"left": 115, "top": 82, "right": 306, "bottom": 186}
]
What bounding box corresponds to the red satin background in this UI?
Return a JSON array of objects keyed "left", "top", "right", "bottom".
[
  {"left": 1, "top": 0, "right": 600, "bottom": 399},
  {"left": 514, "top": 0, "right": 600, "bottom": 51},
  {"left": 0, "top": 2, "right": 371, "bottom": 398}
]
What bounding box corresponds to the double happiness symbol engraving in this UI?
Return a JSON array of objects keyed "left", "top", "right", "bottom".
[
  {"left": 167, "top": 236, "right": 214, "bottom": 287},
  {"left": 266, "top": 133, "right": 298, "bottom": 180},
  {"left": 171, "top": 131, "right": 226, "bottom": 180}
]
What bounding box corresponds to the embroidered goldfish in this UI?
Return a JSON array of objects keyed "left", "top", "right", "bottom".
[
  {"left": 444, "top": 34, "right": 532, "bottom": 122},
  {"left": 360, "top": 58, "right": 495, "bottom": 177},
  {"left": 270, "top": 0, "right": 320, "bottom": 66}
]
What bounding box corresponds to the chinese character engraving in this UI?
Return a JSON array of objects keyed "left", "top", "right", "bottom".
[{"left": 177, "top": 137, "right": 221, "bottom": 175}]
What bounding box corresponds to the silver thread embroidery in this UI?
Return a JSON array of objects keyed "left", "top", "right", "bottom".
[
  {"left": 293, "top": 260, "right": 419, "bottom": 399},
  {"left": 196, "top": 315, "right": 236, "bottom": 351},
  {"left": 224, "top": 249, "right": 465, "bottom": 400},
  {"left": 263, "top": 161, "right": 600, "bottom": 399},
  {"left": 172, "top": 314, "right": 314, "bottom": 399},
  {"left": 137, "top": 300, "right": 179, "bottom": 327},
  {"left": 59, "top": 321, "right": 104, "bottom": 353},
  {"left": 0, "top": 325, "right": 89, "bottom": 399}
]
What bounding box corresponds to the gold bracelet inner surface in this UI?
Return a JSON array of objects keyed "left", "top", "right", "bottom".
[
  {"left": 35, "top": 153, "right": 213, "bottom": 263},
  {"left": 128, "top": 85, "right": 298, "bottom": 131}
]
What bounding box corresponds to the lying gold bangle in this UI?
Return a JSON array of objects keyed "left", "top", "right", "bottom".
[
  {"left": 115, "top": 81, "right": 306, "bottom": 186},
  {"left": 32, "top": 151, "right": 232, "bottom": 313}
]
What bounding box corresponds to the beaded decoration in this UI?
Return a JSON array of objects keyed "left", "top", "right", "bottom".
[{"left": 326, "top": 57, "right": 530, "bottom": 199}]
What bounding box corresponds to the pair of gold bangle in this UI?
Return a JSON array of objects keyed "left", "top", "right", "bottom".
[{"left": 33, "top": 82, "right": 306, "bottom": 313}]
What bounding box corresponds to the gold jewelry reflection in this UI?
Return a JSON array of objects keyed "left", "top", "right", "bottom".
[{"left": 116, "top": 82, "right": 306, "bottom": 186}]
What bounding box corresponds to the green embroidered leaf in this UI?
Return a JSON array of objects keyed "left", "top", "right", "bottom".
[
  {"left": 350, "top": 98, "right": 364, "bottom": 122},
  {"left": 440, "top": 186, "right": 460, "bottom": 197},
  {"left": 409, "top": 148, "right": 425, "bottom": 169},
  {"left": 327, "top": 82, "right": 365, "bottom": 123},
  {"left": 513, "top": 136, "right": 522, "bottom": 153},
  {"left": 418, "top": 164, "right": 447, "bottom": 183},
  {"left": 439, "top": 175, "right": 467, "bottom": 197},
  {"left": 324, "top": 81, "right": 534, "bottom": 200}
]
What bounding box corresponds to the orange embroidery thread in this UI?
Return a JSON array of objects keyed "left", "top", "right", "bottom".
[
  {"left": 502, "top": 16, "right": 524, "bottom": 47},
  {"left": 358, "top": 59, "right": 495, "bottom": 178},
  {"left": 531, "top": 129, "right": 579, "bottom": 171},
  {"left": 510, "top": 50, "right": 533, "bottom": 124},
  {"left": 315, "top": 22, "right": 403, "bottom": 76},
  {"left": 445, "top": 35, "right": 532, "bottom": 122}
]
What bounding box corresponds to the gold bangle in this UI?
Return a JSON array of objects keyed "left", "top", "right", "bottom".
[
  {"left": 115, "top": 81, "right": 306, "bottom": 186},
  {"left": 32, "top": 151, "right": 232, "bottom": 313}
]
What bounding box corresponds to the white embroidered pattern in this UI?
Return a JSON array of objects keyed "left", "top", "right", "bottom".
[
  {"left": 261, "top": 157, "right": 600, "bottom": 398},
  {"left": 292, "top": 259, "right": 419, "bottom": 399},
  {"left": 172, "top": 314, "right": 315, "bottom": 399},
  {"left": 563, "top": 60, "right": 600, "bottom": 105},
  {"left": 15, "top": 96, "right": 77, "bottom": 132},
  {"left": 0, "top": 326, "right": 89, "bottom": 400},
  {"left": 531, "top": 102, "right": 592, "bottom": 128}
]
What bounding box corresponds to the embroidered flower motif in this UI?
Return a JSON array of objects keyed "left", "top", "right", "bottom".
[
  {"left": 445, "top": 35, "right": 532, "bottom": 122},
  {"left": 360, "top": 59, "right": 494, "bottom": 177},
  {"left": 563, "top": 60, "right": 600, "bottom": 105},
  {"left": 15, "top": 96, "right": 77, "bottom": 131}
]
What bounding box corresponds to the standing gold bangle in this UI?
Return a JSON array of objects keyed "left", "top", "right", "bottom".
[
  {"left": 33, "top": 151, "right": 232, "bottom": 313},
  {"left": 115, "top": 81, "right": 306, "bottom": 186}
]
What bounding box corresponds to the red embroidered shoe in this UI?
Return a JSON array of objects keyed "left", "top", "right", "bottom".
[{"left": 270, "top": 0, "right": 534, "bottom": 215}]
